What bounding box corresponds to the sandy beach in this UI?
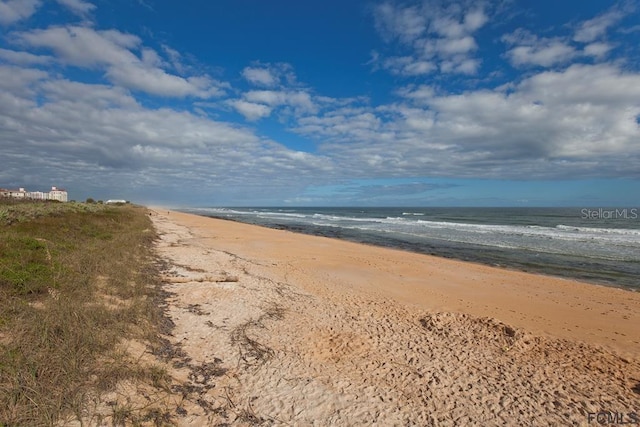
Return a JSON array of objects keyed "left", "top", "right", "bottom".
[{"left": 147, "top": 209, "right": 640, "bottom": 426}]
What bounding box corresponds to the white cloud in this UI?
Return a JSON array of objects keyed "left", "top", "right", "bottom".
[
  {"left": 435, "top": 35, "right": 477, "bottom": 55},
  {"left": 294, "top": 107, "right": 383, "bottom": 142},
  {"left": 463, "top": 9, "right": 488, "bottom": 32},
  {"left": 240, "top": 62, "right": 296, "bottom": 88},
  {"left": 503, "top": 5, "right": 630, "bottom": 69},
  {"left": 16, "top": 26, "right": 226, "bottom": 98},
  {"left": 244, "top": 90, "right": 284, "bottom": 106},
  {"left": 141, "top": 48, "right": 163, "bottom": 67},
  {"left": 242, "top": 67, "right": 279, "bottom": 86},
  {"left": 17, "top": 26, "right": 140, "bottom": 67},
  {"left": 373, "top": 2, "right": 426, "bottom": 44},
  {"left": 431, "top": 16, "right": 465, "bottom": 39},
  {"left": 161, "top": 45, "right": 187, "bottom": 74},
  {"left": 0, "top": 48, "right": 51, "bottom": 65},
  {"left": 380, "top": 56, "right": 436, "bottom": 76},
  {"left": 106, "top": 64, "right": 223, "bottom": 98},
  {"left": 292, "top": 64, "right": 640, "bottom": 179},
  {"left": 3, "top": 2, "right": 639, "bottom": 204},
  {"left": 55, "top": 0, "right": 96, "bottom": 16},
  {"left": 396, "top": 85, "right": 436, "bottom": 104},
  {"left": 40, "top": 79, "right": 139, "bottom": 108},
  {"left": 242, "top": 89, "right": 316, "bottom": 116},
  {"left": 373, "top": 2, "right": 488, "bottom": 76},
  {"left": 441, "top": 58, "right": 479, "bottom": 74},
  {"left": 230, "top": 100, "right": 272, "bottom": 121},
  {"left": 0, "top": 64, "right": 48, "bottom": 96},
  {"left": 506, "top": 42, "right": 576, "bottom": 67},
  {"left": 0, "top": 67, "right": 334, "bottom": 203},
  {"left": 583, "top": 42, "right": 612, "bottom": 58},
  {"left": 619, "top": 24, "right": 640, "bottom": 34},
  {"left": 403, "top": 59, "right": 437, "bottom": 75},
  {"left": 0, "top": 0, "right": 40, "bottom": 25},
  {"left": 573, "top": 8, "right": 624, "bottom": 43}
]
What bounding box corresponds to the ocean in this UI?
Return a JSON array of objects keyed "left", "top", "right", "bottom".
[{"left": 182, "top": 207, "right": 640, "bottom": 291}]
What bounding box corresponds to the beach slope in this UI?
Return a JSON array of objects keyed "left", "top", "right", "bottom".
[{"left": 151, "top": 210, "right": 640, "bottom": 426}]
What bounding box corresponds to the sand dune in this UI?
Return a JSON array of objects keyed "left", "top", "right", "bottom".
[{"left": 147, "top": 210, "right": 640, "bottom": 426}]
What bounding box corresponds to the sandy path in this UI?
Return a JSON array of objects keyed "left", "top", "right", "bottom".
[{"left": 150, "top": 210, "right": 640, "bottom": 426}]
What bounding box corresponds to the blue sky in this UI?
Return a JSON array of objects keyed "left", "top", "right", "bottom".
[{"left": 1, "top": 0, "right": 639, "bottom": 206}]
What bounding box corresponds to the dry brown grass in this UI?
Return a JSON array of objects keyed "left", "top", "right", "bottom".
[{"left": 0, "top": 200, "right": 169, "bottom": 426}]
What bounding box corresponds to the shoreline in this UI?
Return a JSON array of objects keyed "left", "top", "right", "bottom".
[
  {"left": 148, "top": 209, "right": 640, "bottom": 425},
  {"left": 178, "top": 206, "right": 640, "bottom": 291},
  {"left": 190, "top": 211, "right": 640, "bottom": 293},
  {"left": 156, "top": 209, "right": 640, "bottom": 358}
]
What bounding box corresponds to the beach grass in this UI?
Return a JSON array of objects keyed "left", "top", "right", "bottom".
[{"left": 0, "top": 199, "right": 168, "bottom": 425}]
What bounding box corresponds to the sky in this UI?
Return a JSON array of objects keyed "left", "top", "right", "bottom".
[{"left": 0, "top": 0, "right": 639, "bottom": 207}]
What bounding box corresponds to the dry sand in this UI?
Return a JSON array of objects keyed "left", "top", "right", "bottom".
[{"left": 144, "top": 209, "right": 639, "bottom": 426}]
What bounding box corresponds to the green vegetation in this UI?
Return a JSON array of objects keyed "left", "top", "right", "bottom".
[
  {"left": 0, "top": 199, "right": 168, "bottom": 425},
  {"left": 0, "top": 199, "right": 107, "bottom": 226}
]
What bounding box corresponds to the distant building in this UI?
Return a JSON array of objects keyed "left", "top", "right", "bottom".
[
  {"left": 105, "top": 199, "right": 128, "bottom": 205},
  {"left": 49, "top": 186, "right": 68, "bottom": 202},
  {"left": 29, "top": 191, "right": 49, "bottom": 200},
  {"left": 0, "top": 186, "right": 68, "bottom": 202},
  {"left": 0, "top": 187, "right": 28, "bottom": 199}
]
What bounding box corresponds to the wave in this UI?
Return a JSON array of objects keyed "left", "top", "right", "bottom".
[
  {"left": 190, "top": 208, "right": 640, "bottom": 250},
  {"left": 182, "top": 207, "right": 640, "bottom": 288},
  {"left": 555, "top": 224, "right": 640, "bottom": 236},
  {"left": 336, "top": 224, "right": 639, "bottom": 261},
  {"left": 256, "top": 212, "right": 308, "bottom": 219}
]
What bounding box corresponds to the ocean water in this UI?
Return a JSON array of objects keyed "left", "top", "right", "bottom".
[{"left": 182, "top": 207, "right": 640, "bottom": 291}]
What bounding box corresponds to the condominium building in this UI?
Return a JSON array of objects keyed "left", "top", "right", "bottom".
[{"left": 0, "top": 186, "right": 68, "bottom": 202}]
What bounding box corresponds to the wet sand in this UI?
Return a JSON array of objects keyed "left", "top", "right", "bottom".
[{"left": 146, "top": 209, "right": 640, "bottom": 426}]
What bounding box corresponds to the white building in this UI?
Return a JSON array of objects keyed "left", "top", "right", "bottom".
[
  {"left": 0, "top": 186, "right": 68, "bottom": 202},
  {"left": 28, "top": 191, "right": 48, "bottom": 200},
  {"left": 48, "top": 186, "right": 68, "bottom": 202}
]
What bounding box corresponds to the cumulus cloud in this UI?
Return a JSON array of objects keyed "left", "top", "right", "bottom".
[
  {"left": 55, "top": 0, "right": 96, "bottom": 16},
  {"left": 583, "top": 42, "right": 613, "bottom": 58},
  {"left": 373, "top": 2, "right": 427, "bottom": 44},
  {"left": 395, "top": 84, "right": 436, "bottom": 104},
  {"left": 434, "top": 35, "right": 477, "bottom": 55},
  {"left": 2, "top": 1, "right": 639, "bottom": 205},
  {"left": 502, "top": 29, "right": 578, "bottom": 68},
  {"left": 242, "top": 67, "right": 279, "bottom": 86},
  {"left": 503, "top": 4, "right": 634, "bottom": 69},
  {"left": 373, "top": 1, "right": 488, "bottom": 76},
  {"left": 0, "top": 64, "right": 48, "bottom": 96},
  {"left": 0, "top": 65, "right": 334, "bottom": 203},
  {"left": 17, "top": 26, "right": 141, "bottom": 66},
  {"left": 15, "top": 26, "right": 225, "bottom": 98},
  {"left": 106, "top": 65, "right": 224, "bottom": 98},
  {"left": 292, "top": 64, "right": 640, "bottom": 180},
  {"left": 506, "top": 41, "right": 576, "bottom": 68},
  {"left": 382, "top": 56, "right": 436, "bottom": 76},
  {"left": 241, "top": 62, "right": 296, "bottom": 88},
  {"left": 440, "top": 58, "right": 479, "bottom": 74},
  {"left": 0, "top": 0, "right": 40, "bottom": 25},
  {"left": 0, "top": 48, "right": 52, "bottom": 65},
  {"left": 229, "top": 88, "right": 317, "bottom": 121},
  {"left": 41, "top": 79, "right": 139, "bottom": 108},
  {"left": 295, "top": 107, "right": 383, "bottom": 142},
  {"left": 229, "top": 100, "right": 272, "bottom": 121},
  {"left": 573, "top": 8, "right": 624, "bottom": 43}
]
